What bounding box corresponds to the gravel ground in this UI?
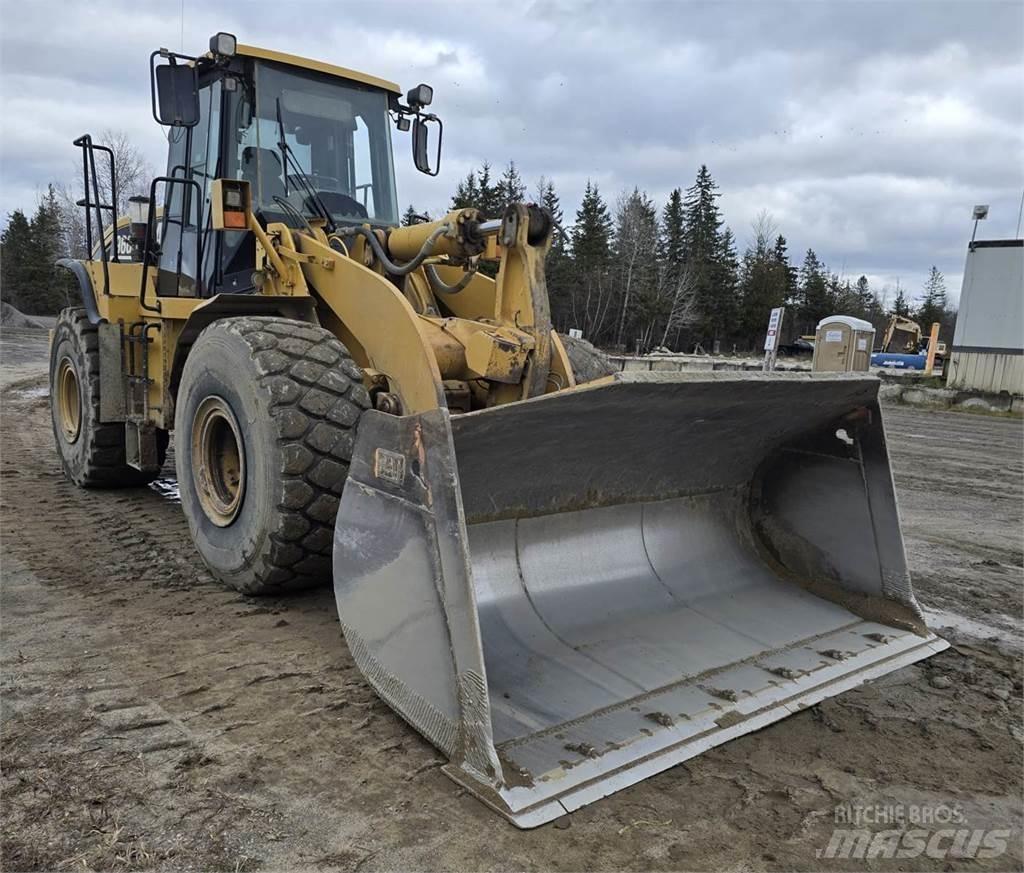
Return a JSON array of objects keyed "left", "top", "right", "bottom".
[{"left": 2, "top": 326, "right": 1021, "bottom": 872}]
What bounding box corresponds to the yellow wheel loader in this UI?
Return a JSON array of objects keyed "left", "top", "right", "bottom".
[{"left": 49, "top": 33, "right": 947, "bottom": 827}]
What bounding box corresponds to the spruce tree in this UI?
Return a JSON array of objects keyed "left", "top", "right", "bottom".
[
  {"left": 535, "top": 177, "right": 570, "bottom": 326},
  {"left": 916, "top": 266, "right": 947, "bottom": 329},
  {"left": 496, "top": 161, "right": 526, "bottom": 211},
  {"left": 476, "top": 162, "right": 501, "bottom": 218},
  {"left": 738, "top": 222, "right": 783, "bottom": 347},
  {"left": 854, "top": 275, "right": 872, "bottom": 313},
  {"left": 568, "top": 181, "right": 614, "bottom": 340},
  {"left": 450, "top": 170, "right": 480, "bottom": 210},
  {"left": 0, "top": 210, "right": 35, "bottom": 312},
  {"left": 572, "top": 182, "right": 614, "bottom": 277},
  {"left": 711, "top": 227, "right": 740, "bottom": 350},
  {"left": 892, "top": 286, "right": 910, "bottom": 317},
  {"left": 658, "top": 188, "right": 686, "bottom": 292},
  {"left": 26, "top": 187, "right": 74, "bottom": 313},
  {"left": 773, "top": 235, "right": 797, "bottom": 304},
  {"left": 401, "top": 204, "right": 427, "bottom": 226},
  {"left": 536, "top": 176, "right": 564, "bottom": 234},
  {"left": 682, "top": 165, "right": 728, "bottom": 348},
  {"left": 797, "top": 248, "right": 830, "bottom": 332}
]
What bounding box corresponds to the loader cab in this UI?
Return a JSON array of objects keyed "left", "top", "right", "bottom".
[{"left": 151, "top": 37, "right": 424, "bottom": 298}]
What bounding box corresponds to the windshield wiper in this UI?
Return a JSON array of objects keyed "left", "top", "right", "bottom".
[{"left": 275, "top": 97, "right": 335, "bottom": 233}]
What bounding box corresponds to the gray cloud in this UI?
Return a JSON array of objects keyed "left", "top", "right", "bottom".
[{"left": 2, "top": 0, "right": 1021, "bottom": 304}]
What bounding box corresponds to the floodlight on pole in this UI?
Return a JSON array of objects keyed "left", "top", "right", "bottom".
[{"left": 971, "top": 204, "right": 989, "bottom": 246}]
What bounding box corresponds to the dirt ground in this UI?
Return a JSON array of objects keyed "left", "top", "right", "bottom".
[{"left": 2, "top": 326, "right": 1022, "bottom": 872}]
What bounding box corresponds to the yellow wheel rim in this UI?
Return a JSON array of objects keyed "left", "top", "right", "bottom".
[
  {"left": 191, "top": 396, "right": 246, "bottom": 527},
  {"left": 56, "top": 357, "right": 82, "bottom": 443}
]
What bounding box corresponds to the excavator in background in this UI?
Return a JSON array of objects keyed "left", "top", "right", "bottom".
[
  {"left": 874, "top": 315, "right": 946, "bottom": 371},
  {"left": 49, "top": 33, "right": 946, "bottom": 827}
]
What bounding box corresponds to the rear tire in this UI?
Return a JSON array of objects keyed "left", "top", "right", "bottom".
[
  {"left": 49, "top": 307, "right": 167, "bottom": 487},
  {"left": 174, "top": 317, "right": 369, "bottom": 595},
  {"left": 561, "top": 334, "right": 616, "bottom": 382}
]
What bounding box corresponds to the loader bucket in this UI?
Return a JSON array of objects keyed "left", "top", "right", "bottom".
[{"left": 333, "top": 371, "right": 947, "bottom": 827}]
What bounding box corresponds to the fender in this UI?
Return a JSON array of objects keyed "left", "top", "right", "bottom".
[
  {"left": 167, "top": 293, "right": 319, "bottom": 408},
  {"left": 56, "top": 258, "right": 101, "bottom": 324}
]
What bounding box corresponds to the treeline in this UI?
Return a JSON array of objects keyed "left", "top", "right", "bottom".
[
  {"left": 1, "top": 130, "right": 151, "bottom": 316},
  {"left": 408, "top": 162, "right": 956, "bottom": 353},
  {"left": 2, "top": 137, "right": 954, "bottom": 348},
  {"left": 0, "top": 187, "right": 75, "bottom": 315}
]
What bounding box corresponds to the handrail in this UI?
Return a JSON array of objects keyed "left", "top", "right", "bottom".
[
  {"left": 137, "top": 175, "right": 204, "bottom": 313},
  {"left": 72, "top": 134, "right": 120, "bottom": 296}
]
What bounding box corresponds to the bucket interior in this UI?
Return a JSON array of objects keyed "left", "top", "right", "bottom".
[
  {"left": 448, "top": 373, "right": 919, "bottom": 751},
  {"left": 469, "top": 491, "right": 868, "bottom": 744}
]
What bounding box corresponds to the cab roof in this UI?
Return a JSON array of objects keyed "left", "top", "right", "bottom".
[{"left": 235, "top": 44, "right": 402, "bottom": 95}]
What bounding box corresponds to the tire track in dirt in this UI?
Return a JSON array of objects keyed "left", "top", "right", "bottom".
[{"left": 3, "top": 369, "right": 1022, "bottom": 872}]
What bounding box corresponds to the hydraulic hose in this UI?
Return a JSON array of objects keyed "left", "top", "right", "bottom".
[
  {"left": 425, "top": 263, "right": 477, "bottom": 295},
  {"left": 336, "top": 224, "right": 450, "bottom": 276}
]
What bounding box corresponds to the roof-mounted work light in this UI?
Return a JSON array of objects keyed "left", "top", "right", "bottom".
[{"left": 209, "top": 32, "right": 237, "bottom": 58}]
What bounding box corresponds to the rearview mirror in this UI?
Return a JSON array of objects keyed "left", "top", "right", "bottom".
[
  {"left": 152, "top": 60, "right": 199, "bottom": 127},
  {"left": 412, "top": 115, "right": 442, "bottom": 177}
]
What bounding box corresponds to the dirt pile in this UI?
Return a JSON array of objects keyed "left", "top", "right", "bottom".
[{"left": 1, "top": 301, "right": 52, "bottom": 330}]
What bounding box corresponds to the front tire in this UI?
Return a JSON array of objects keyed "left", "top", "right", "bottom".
[
  {"left": 174, "top": 317, "right": 369, "bottom": 595},
  {"left": 49, "top": 307, "right": 167, "bottom": 487}
]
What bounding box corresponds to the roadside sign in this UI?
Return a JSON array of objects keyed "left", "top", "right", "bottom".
[{"left": 763, "top": 307, "right": 785, "bottom": 371}]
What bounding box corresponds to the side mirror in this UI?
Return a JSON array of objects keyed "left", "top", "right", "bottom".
[
  {"left": 151, "top": 57, "right": 199, "bottom": 127},
  {"left": 412, "top": 115, "right": 442, "bottom": 177}
]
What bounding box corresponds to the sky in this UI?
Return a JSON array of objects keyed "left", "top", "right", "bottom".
[{"left": 1, "top": 0, "right": 1022, "bottom": 306}]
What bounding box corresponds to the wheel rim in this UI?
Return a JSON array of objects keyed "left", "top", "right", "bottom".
[
  {"left": 56, "top": 357, "right": 82, "bottom": 443},
  {"left": 191, "top": 396, "right": 246, "bottom": 527}
]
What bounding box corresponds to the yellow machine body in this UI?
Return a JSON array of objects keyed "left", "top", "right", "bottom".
[{"left": 51, "top": 39, "right": 948, "bottom": 828}]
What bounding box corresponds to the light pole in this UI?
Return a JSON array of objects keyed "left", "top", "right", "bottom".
[{"left": 971, "top": 204, "right": 989, "bottom": 247}]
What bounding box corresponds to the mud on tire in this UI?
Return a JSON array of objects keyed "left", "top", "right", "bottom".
[
  {"left": 49, "top": 307, "right": 167, "bottom": 487},
  {"left": 175, "top": 317, "right": 369, "bottom": 595}
]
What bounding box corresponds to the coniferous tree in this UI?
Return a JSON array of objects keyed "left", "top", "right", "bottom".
[
  {"left": 891, "top": 286, "right": 910, "bottom": 317},
  {"left": 476, "top": 162, "right": 501, "bottom": 218},
  {"left": 0, "top": 209, "right": 36, "bottom": 312},
  {"left": 797, "top": 248, "right": 831, "bottom": 332},
  {"left": 569, "top": 181, "right": 614, "bottom": 340},
  {"left": 854, "top": 275, "right": 872, "bottom": 314},
  {"left": 27, "top": 186, "right": 74, "bottom": 313},
  {"left": 654, "top": 188, "right": 694, "bottom": 349},
  {"left": 658, "top": 189, "right": 686, "bottom": 294},
  {"left": 712, "top": 227, "right": 740, "bottom": 351},
  {"left": 401, "top": 204, "right": 429, "bottom": 226},
  {"left": 496, "top": 161, "right": 526, "bottom": 212},
  {"left": 738, "top": 216, "right": 785, "bottom": 347},
  {"left": 450, "top": 162, "right": 501, "bottom": 217},
  {"left": 682, "top": 165, "right": 727, "bottom": 348},
  {"left": 773, "top": 235, "right": 798, "bottom": 304},
  {"left": 536, "top": 176, "right": 564, "bottom": 237},
  {"left": 450, "top": 169, "right": 480, "bottom": 210},
  {"left": 916, "top": 266, "right": 947, "bottom": 329},
  {"left": 536, "top": 176, "right": 571, "bottom": 328}
]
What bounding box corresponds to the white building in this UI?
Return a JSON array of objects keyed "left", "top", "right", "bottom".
[{"left": 947, "top": 239, "right": 1024, "bottom": 396}]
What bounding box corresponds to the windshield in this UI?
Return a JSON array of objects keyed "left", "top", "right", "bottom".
[{"left": 238, "top": 61, "right": 399, "bottom": 227}]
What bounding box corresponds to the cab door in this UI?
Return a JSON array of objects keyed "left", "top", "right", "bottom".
[{"left": 157, "top": 79, "right": 222, "bottom": 297}]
